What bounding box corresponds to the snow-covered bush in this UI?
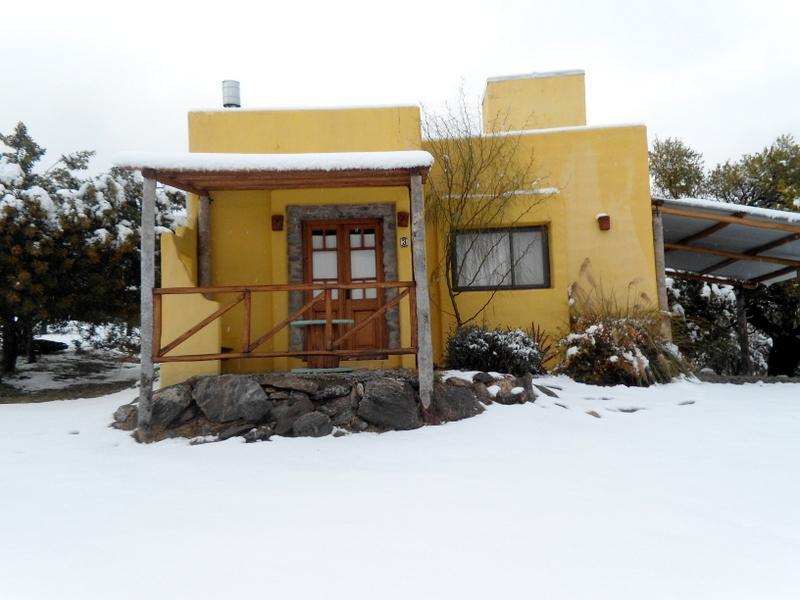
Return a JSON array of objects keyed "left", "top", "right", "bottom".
[
  {"left": 667, "top": 278, "right": 771, "bottom": 375},
  {"left": 555, "top": 316, "right": 688, "bottom": 386},
  {"left": 555, "top": 264, "right": 691, "bottom": 386},
  {"left": 69, "top": 322, "right": 141, "bottom": 355},
  {"left": 445, "top": 325, "right": 544, "bottom": 375}
]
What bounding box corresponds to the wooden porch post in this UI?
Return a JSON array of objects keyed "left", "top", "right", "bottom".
[
  {"left": 735, "top": 287, "right": 752, "bottom": 376},
  {"left": 138, "top": 175, "right": 157, "bottom": 435},
  {"left": 198, "top": 194, "right": 212, "bottom": 287},
  {"left": 410, "top": 174, "right": 434, "bottom": 408},
  {"left": 652, "top": 207, "right": 673, "bottom": 341}
]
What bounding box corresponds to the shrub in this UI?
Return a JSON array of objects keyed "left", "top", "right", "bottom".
[
  {"left": 445, "top": 325, "right": 544, "bottom": 376},
  {"left": 555, "top": 316, "right": 687, "bottom": 386},
  {"left": 554, "top": 261, "right": 692, "bottom": 386},
  {"left": 667, "top": 278, "right": 771, "bottom": 375}
]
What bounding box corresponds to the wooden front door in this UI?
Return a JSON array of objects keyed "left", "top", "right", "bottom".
[{"left": 303, "top": 219, "right": 386, "bottom": 366}]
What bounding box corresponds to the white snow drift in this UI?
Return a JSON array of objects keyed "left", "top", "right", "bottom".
[{"left": 0, "top": 377, "right": 798, "bottom": 600}]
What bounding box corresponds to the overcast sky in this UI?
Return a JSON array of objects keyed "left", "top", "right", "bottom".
[{"left": 2, "top": 0, "right": 798, "bottom": 174}]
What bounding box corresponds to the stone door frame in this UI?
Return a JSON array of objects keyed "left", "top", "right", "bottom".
[{"left": 286, "top": 203, "right": 399, "bottom": 352}]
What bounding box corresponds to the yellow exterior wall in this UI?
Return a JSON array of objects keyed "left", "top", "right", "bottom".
[
  {"left": 204, "top": 186, "right": 415, "bottom": 375},
  {"left": 158, "top": 77, "right": 656, "bottom": 384},
  {"left": 158, "top": 214, "right": 222, "bottom": 387},
  {"left": 188, "top": 106, "right": 422, "bottom": 153},
  {"left": 483, "top": 70, "right": 587, "bottom": 132},
  {"left": 158, "top": 106, "right": 424, "bottom": 385},
  {"left": 424, "top": 124, "right": 656, "bottom": 359}
]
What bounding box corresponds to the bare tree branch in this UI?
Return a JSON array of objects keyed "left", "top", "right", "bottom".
[{"left": 423, "top": 90, "right": 553, "bottom": 328}]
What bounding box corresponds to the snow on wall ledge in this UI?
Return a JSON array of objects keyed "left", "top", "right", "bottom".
[
  {"left": 486, "top": 69, "right": 585, "bottom": 83},
  {"left": 113, "top": 150, "right": 434, "bottom": 173},
  {"left": 485, "top": 122, "right": 646, "bottom": 138}
]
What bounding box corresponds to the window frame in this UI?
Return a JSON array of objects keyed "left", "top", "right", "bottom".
[{"left": 451, "top": 225, "right": 551, "bottom": 292}]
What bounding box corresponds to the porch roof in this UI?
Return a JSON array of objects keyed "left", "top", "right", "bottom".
[
  {"left": 113, "top": 150, "right": 433, "bottom": 193},
  {"left": 653, "top": 196, "right": 800, "bottom": 288}
]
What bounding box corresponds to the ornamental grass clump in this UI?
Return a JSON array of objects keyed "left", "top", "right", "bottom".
[
  {"left": 555, "top": 262, "right": 691, "bottom": 386},
  {"left": 445, "top": 325, "right": 544, "bottom": 376}
]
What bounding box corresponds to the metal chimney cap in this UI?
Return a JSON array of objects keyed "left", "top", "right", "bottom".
[{"left": 222, "top": 80, "right": 241, "bottom": 108}]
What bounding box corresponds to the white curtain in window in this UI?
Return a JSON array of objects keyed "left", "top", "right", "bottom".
[
  {"left": 456, "top": 231, "right": 511, "bottom": 288},
  {"left": 512, "top": 229, "right": 545, "bottom": 286}
]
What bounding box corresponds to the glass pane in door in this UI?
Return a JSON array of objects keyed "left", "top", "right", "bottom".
[
  {"left": 311, "top": 229, "right": 339, "bottom": 298},
  {"left": 351, "top": 250, "right": 377, "bottom": 298}
]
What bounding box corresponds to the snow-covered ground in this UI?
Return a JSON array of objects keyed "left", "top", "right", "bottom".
[
  {"left": 1, "top": 377, "right": 799, "bottom": 599},
  {"left": 1, "top": 331, "right": 139, "bottom": 395}
]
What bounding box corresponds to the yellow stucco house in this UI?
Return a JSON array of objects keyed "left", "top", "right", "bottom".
[{"left": 117, "top": 69, "right": 659, "bottom": 414}]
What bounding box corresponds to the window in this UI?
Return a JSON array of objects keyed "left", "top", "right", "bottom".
[{"left": 453, "top": 226, "right": 550, "bottom": 290}]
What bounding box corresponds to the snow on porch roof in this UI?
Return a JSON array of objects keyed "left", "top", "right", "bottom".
[
  {"left": 653, "top": 196, "right": 800, "bottom": 287},
  {"left": 113, "top": 150, "right": 433, "bottom": 193}
]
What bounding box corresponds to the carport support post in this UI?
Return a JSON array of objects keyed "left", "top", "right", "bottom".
[
  {"left": 735, "top": 287, "right": 752, "bottom": 376},
  {"left": 138, "top": 175, "right": 156, "bottom": 437},
  {"left": 652, "top": 207, "right": 673, "bottom": 341},
  {"left": 410, "top": 174, "right": 434, "bottom": 409}
]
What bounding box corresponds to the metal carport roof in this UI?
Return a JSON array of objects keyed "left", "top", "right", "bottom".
[{"left": 653, "top": 197, "right": 800, "bottom": 288}]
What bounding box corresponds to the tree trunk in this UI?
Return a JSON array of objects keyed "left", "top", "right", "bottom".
[
  {"left": 767, "top": 335, "right": 800, "bottom": 376},
  {"left": 735, "top": 288, "right": 752, "bottom": 376},
  {"left": 25, "top": 323, "right": 37, "bottom": 363},
  {"left": 2, "top": 316, "right": 19, "bottom": 374}
]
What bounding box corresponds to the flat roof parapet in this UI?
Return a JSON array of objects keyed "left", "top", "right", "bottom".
[{"left": 486, "top": 69, "right": 585, "bottom": 84}]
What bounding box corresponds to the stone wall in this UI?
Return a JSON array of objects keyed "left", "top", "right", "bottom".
[{"left": 112, "top": 370, "right": 548, "bottom": 444}]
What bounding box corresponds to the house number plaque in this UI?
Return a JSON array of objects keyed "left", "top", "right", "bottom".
[{"left": 400, "top": 237, "right": 409, "bottom": 247}]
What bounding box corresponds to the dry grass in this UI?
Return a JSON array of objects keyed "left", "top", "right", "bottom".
[{"left": 555, "top": 260, "right": 692, "bottom": 386}]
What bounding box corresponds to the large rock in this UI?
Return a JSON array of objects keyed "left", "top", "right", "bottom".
[
  {"left": 320, "top": 393, "right": 358, "bottom": 427},
  {"left": 533, "top": 384, "right": 559, "bottom": 398},
  {"left": 357, "top": 378, "right": 421, "bottom": 430},
  {"left": 218, "top": 422, "right": 255, "bottom": 441},
  {"left": 493, "top": 378, "right": 528, "bottom": 405},
  {"left": 331, "top": 408, "right": 356, "bottom": 427},
  {"left": 243, "top": 425, "right": 274, "bottom": 443},
  {"left": 313, "top": 384, "right": 352, "bottom": 401},
  {"left": 519, "top": 373, "right": 537, "bottom": 401},
  {"left": 429, "top": 383, "right": 485, "bottom": 423},
  {"left": 175, "top": 404, "right": 198, "bottom": 425},
  {"left": 151, "top": 383, "right": 193, "bottom": 427},
  {"left": 317, "top": 394, "right": 357, "bottom": 418},
  {"left": 472, "top": 383, "right": 493, "bottom": 406},
  {"left": 256, "top": 374, "right": 319, "bottom": 395},
  {"left": 271, "top": 391, "right": 315, "bottom": 436},
  {"left": 472, "top": 371, "right": 496, "bottom": 385},
  {"left": 112, "top": 403, "right": 138, "bottom": 430},
  {"left": 292, "top": 411, "right": 333, "bottom": 437},
  {"left": 193, "top": 375, "right": 271, "bottom": 423}
]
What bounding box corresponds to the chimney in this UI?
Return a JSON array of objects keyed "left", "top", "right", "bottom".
[{"left": 222, "top": 80, "right": 241, "bottom": 108}]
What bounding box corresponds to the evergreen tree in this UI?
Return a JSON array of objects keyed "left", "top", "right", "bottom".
[
  {"left": 705, "top": 135, "right": 800, "bottom": 374},
  {"left": 0, "top": 123, "right": 78, "bottom": 372},
  {"left": 667, "top": 279, "right": 771, "bottom": 374},
  {"left": 0, "top": 122, "right": 184, "bottom": 375},
  {"left": 651, "top": 134, "right": 800, "bottom": 375},
  {"left": 649, "top": 137, "right": 705, "bottom": 199},
  {"left": 705, "top": 135, "right": 800, "bottom": 210},
  {"left": 746, "top": 278, "right": 800, "bottom": 375}
]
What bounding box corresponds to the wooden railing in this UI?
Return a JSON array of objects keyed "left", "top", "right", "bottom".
[{"left": 152, "top": 281, "right": 417, "bottom": 363}]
